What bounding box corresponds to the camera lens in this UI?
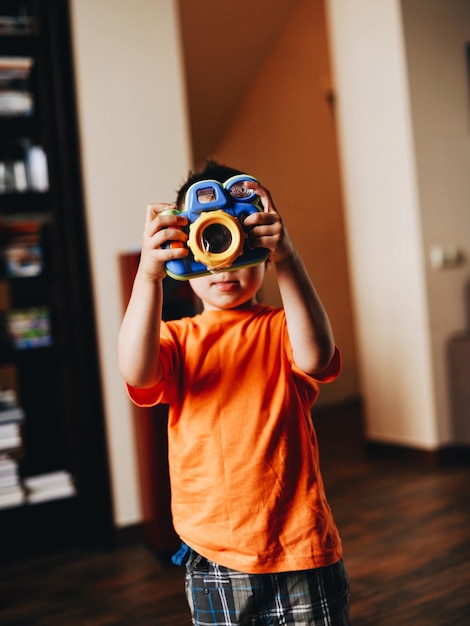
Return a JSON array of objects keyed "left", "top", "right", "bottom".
[
  {"left": 229, "top": 181, "right": 253, "bottom": 199},
  {"left": 188, "top": 210, "right": 244, "bottom": 271},
  {"left": 202, "top": 224, "right": 232, "bottom": 254}
]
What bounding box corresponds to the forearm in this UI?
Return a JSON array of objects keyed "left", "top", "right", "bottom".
[
  {"left": 118, "top": 202, "right": 190, "bottom": 387},
  {"left": 275, "top": 251, "right": 335, "bottom": 375},
  {"left": 118, "top": 269, "right": 164, "bottom": 388}
]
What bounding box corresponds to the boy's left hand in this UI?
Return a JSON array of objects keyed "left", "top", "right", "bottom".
[{"left": 242, "top": 181, "right": 295, "bottom": 263}]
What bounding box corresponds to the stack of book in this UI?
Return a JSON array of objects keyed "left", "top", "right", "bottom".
[
  {"left": 24, "top": 470, "right": 76, "bottom": 504},
  {"left": 0, "top": 388, "right": 24, "bottom": 450},
  {"left": 0, "top": 421, "right": 21, "bottom": 451},
  {"left": 0, "top": 388, "right": 25, "bottom": 424},
  {"left": 0, "top": 454, "right": 24, "bottom": 509},
  {"left": 0, "top": 10, "right": 35, "bottom": 36},
  {"left": 0, "top": 390, "right": 25, "bottom": 508},
  {"left": 0, "top": 56, "right": 34, "bottom": 117}
]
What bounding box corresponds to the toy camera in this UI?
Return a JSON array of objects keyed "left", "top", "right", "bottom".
[{"left": 163, "top": 174, "right": 269, "bottom": 280}]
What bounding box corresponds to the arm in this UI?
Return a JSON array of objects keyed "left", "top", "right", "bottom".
[
  {"left": 244, "top": 182, "right": 335, "bottom": 375},
  {"left": 118, "top": 203, "right": 188, "bottom": 388},
  {"left": 273, "top": 251, "right": 335, "bottom": 375}
]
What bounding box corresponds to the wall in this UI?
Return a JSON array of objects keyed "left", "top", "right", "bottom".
[
  {"left": 69, "top": 0, "right": 470, "bottom": 527},
  {"left": 400, "top": 0, "right": 470, "bottom": 442},
  {"left": 69, "top": 0, "right": 191, "bottom": 525},
  {"left": 69, "top": 0, "right": 357, "bottom": 529},
  {"left": 214, "top": 0, "right": 358, "bottom": 405},
  {"left": 326, "top": 0, "right": 470, "bottom": 448}
]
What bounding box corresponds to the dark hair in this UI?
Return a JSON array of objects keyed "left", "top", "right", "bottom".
[{"left": 176, "top": 160, "right": 246, "bottom": 208}]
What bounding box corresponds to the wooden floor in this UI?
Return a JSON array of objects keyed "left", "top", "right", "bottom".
[{"left": 1, "top": 403, "right": 469, "bottom": 625}]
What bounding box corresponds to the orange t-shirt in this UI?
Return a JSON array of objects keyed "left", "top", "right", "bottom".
[{"left": 127, "top": 304, "right": 342, "bottom": 574}]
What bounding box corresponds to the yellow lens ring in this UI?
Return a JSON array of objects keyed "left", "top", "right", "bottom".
[{"left": 188, "top": 210, "right": 245, "bottom": 270}]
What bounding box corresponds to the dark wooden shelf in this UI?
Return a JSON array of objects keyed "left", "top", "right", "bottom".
[
  {"left": 0, "top": 191, "right": 49, "bottom": 214},
  {"left": 0, "top": 0, "right": 114, "bottom": 559},
  {"left": 0, "top": 34, "right": 38, "bottom": 56},
  {"left": 0, "top": 116, "right": 41, "bottom": 141}
]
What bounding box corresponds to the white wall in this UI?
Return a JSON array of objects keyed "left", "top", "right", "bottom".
[
  {"left": 400, "top": 0, "right": 470, "bottom": 442},
  {"left": 326, "top": 0, "right": 470, "bottom": 448},
  {"left": 69, "top": 0, "right": 191, "bottom": 525}
]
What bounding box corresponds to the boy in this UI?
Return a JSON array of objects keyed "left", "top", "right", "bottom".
[{"left": 119, "top": 161, "right": 351, "bottom": 625}]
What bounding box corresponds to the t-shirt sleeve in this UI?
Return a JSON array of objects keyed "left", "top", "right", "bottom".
[
  {"left": 126, "top": 381, "right": 163, "bottom": 407},
  {"left": 311, "top": 346, "right": 342, "bottom": 382},
  {"left": 289, "top": 345, "right": 341, "bottom": 395}
]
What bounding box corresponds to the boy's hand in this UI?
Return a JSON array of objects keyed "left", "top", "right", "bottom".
[
  {"left": 140, "top": 203, "right": 189, "bottom": 280},
  {"left": 242, "top": 181, "right": 295, "bottom": 263}
]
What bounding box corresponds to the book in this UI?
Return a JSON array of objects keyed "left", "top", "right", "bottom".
[
  {"left": 0, "top": 474, "right": 18, "bottom": 488},
  {"left": 0, "top": 388, "right": 18, "bottom": 409},
  {"left": 0, "top": 484, "right": 24, "bottom": 509},
  {"left": 0, "top": 406, "right": 25, "bottom": 424},
  {"left": 0, "top": 218, "right": 44, "bottom": 241},
  {"left": 0, "top": 421, "right": 21, "bottom": 450},
  {"left": 0, "top": 454, "right": 21, "bottom": 493},
  {"left": 23, "top": 470, "right": 72, "bottom": 490},
  {"left": 0, "top": 388, "right": 25, "bottom": 422},
  {"left": 0, "top": 436, "right": 21, "bottom": 450},
  {"left": 0, "top": 13, "right": 35, "bottom": 36},
  {"left": 0, "top": 57, "right": 34, "bottom": 82},
  {"left": 0, "top": 453, "right": 16, "bottom": 468},
  {"left": 24, "top": 470, "right": 76, "bottom": 504},
  {"left": 0, "top": 457, "right": 17, "bottom": 470},
  {"left": 0, "top": 91, "right": 33, "bottom": 116},
  {"left": 0, "top": 422, "right": 20, "bottom": 438},
  {"left": 26, "top": 483, "right": 76, "bottom": 504}
]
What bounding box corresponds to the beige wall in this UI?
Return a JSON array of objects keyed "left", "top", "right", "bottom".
[
  {"left": 70, "top": 0, "right": 359, "bottom": 526},
  {"left": 400, "top": 0, "right": 470, "bottom": 442},
  {"left": 326, "top": 0, "right": 470, "bottom": 448},
  {"left": 69, "top": 0, "right": 191, "bottom": 526},
  {"left": 214, "top": 0, "right": 358, "bottom": 405}
]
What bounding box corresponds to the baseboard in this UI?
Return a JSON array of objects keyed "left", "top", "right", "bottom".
[
  {"left": 115, "top": 523, "right": 142, "bottom": 547},
  {"left": 365, "top": 441, "right": 470, "bottom": 466},
  {"left": 312, "top": 395, "right": 363, "bottom": 417}
]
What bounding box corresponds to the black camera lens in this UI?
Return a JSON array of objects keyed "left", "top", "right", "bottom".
[{"left": 202, "top": 224, "right": 232, "bottom": 254}]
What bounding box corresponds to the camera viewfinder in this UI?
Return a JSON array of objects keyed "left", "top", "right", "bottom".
[{"left": 196, "top": 187, "right": 217, "bottom": 204}]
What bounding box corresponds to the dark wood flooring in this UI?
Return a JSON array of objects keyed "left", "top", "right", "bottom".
[{"left": 1, "top": 403, "right": 469, "bottom": 625}]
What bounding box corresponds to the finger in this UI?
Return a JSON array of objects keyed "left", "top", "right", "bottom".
[
  {"left": 146, "top": 223, "right": 188, "bottom": 252},
  {"left": 242, "top": 181, "right": 277, "bottom": 214},
  {"left": 243, "top": 209, "right": 280, "bottom": 230},
  {"left": 158, "top": 242, "right": 189, "bottom": 260},
  {"left": 145, "top": 202, "right": 177, "bottom": 228},
  {"left": 145, "top": 208, "right": 188, "bottom": 240}
]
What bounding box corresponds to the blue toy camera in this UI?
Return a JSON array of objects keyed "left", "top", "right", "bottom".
[{"left": 164, "top": 175, "right": 269, "bottom": 280}]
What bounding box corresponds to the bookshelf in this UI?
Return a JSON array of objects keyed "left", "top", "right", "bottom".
[{"left": 0, "top": 0, "right": 113, "bottom": 559}]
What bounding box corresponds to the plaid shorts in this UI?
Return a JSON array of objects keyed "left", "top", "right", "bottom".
[{"left": 185, "top": 552, "right": 351, "bottom": 625}]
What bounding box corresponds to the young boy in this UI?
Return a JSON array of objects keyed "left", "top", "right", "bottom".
[{"left": 119, "top": 161, "right": 351, "bottom": 625}]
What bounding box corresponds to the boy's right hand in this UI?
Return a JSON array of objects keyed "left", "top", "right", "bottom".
[{"left": 139, "top": 203, "right": 189, "bottom": 280}]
